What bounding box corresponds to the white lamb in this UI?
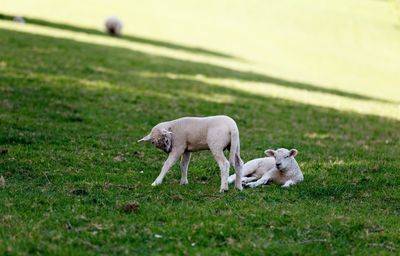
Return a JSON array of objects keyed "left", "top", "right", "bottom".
[
  {"left": 228, "top": 148, "right": 303, "bottom": 188},
  {"left": 138, "top": 115, "right": 243, "bottom": 192},
  {"left": 105, "top": 16, "right": 123, "bottom": 36}
]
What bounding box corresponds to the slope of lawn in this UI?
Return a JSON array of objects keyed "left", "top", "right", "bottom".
[
  {"left": 0, "top": 1, "right": 400, "bottom": 255},
  {"left": 2, "top": 0, "right": 400, "bottom": 102}
]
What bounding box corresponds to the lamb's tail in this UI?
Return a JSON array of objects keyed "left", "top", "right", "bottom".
[{"left": 229, "top": 128, "right": 243, "bottom": 190}]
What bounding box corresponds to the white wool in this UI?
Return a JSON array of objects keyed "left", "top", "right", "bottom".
[
  {"left": 105, "top": 16, "right": 123, "bottom": 36},
  {"left": 228, "top": 148, "right": 303, "bottom": 188},
  {"left": 138, "top": 115, "right": 243, "bottom": 192}
]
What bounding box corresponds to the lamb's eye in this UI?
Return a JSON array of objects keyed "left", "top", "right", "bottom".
[{"left": 285, "top": 156, "right": 289, "bottom": 159}]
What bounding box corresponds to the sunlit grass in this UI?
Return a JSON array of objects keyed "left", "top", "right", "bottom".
[
  {"left": 0, "top": 20, "right": 249, "bottom": 73},
  {"left": 1, "top": 19, "right": 399, "bottom": 120},
  {"left": 139, "top": 72, "right": 400, "bottom": 120}
]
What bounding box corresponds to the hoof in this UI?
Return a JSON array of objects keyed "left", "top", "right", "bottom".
[
  {"left": 219, "top": 187, "right": 228, "bottom": 193},
  {"left": 151, "top": 179, "right": 162, "bottom": 186},
  {"left": 247, "top": 182, "right": 257, "bottom": 188}
]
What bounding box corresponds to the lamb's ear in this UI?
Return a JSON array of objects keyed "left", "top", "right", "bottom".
[
  {"left": 289, "top": 149, "right": 298, "bottom": 157},
  {"left": 161, "top": 129, "right": 173, "bottom": 152},
  {"left": 161, "top": 129, "right": 173, "bottom": 135},
  {"left": 137, "top": 133, "right": 151, "bottom": 143},
  {"left": 264, "top": 149, "right": 275, "bottom": 157}
]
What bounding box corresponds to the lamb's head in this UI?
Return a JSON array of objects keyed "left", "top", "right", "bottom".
[
  {"left": 138, "top": 125, "right": 173, "bottom": 153},
  {"left": 265, "top": 148, "right": 298, "bottom": 171}
]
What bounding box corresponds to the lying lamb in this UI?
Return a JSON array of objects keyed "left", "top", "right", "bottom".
[
  {"left": 228, "top": 148, "right": 303, "bottom": 188},
  {"left": 138, "top": 115, "right": 243, "bottom": 192}
]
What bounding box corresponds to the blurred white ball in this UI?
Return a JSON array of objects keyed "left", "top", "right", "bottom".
[{"left": 105, "top": 16, "right": 123, "bottom": 36}]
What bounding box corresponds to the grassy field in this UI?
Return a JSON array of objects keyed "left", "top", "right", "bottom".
[{"left": 1, "top": 1, "right": 400, "bottom": 255}]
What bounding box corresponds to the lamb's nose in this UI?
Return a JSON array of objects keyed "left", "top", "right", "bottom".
[{"left": 276, "top": 163, "right": 281, "bottom": 168}]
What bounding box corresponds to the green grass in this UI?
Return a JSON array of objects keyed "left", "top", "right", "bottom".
[{"left": 1, "top": 1, "right": 400, "bottom": 255}]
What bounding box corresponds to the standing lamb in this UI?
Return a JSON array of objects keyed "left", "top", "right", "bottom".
[
  {"left": 228, "top": 148, "right": 303, "bottom": 188},
  {"left": 137, "top": 115, "right": 243, "bottom": 192}
]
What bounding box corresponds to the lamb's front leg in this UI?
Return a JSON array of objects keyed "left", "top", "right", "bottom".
[
  {"left": 152, "top": 151, "right": 182, "bottom": 186},
  {"left": 282, "top": 180, "right": 296, "bottom": 188},
  {"left": 227, "top": 174, "right": 236, "bottom": 184},
  {"left": 246, "top": 173, "right": 271, "bottom": 188},
  {"left": 180, "top": 151, "right": 191, "bottom": 185}
]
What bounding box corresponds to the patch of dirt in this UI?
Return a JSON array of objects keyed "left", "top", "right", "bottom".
[{"left": 123, "top": 202, "right": 139, "bottom": 213}]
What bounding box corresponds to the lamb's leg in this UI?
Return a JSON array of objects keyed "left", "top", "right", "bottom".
[
  {"left": 211, "top": 148, "right": 230, "bottom": 193},
  {"left": 152, "top": 151, "right": 182, "bottom": 186},
  {"left": 180, "top": 151, "right": 191, "bottom": 185},
  {"left": 247, "top": 173, "right": 271, "bottom": 188},
  {"left": 282, "top": 180, "right": 295, "bottom": 188},
  {"left": 228, "top": 163, "right": 256, "bottom": 184},
  {"left": 227, "top": 174, "right": 236, "bottom": 184},
  {"left": 233, "top": 154, "right": 243, "bottom": 191},
  {"left": 241, "top": 176, "right": 258, "bottom": 184}
]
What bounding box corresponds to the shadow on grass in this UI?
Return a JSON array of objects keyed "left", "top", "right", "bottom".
[
  {"left": 0, "top": 13, "right": 238, "bottom": 60},
  {"left": 0, "top": 27, "right": 399, "bottom": 144},
  {"left": 0, "top": 14, "right": 397, "bottom": 105}
]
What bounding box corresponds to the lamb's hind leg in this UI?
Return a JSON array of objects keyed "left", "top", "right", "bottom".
[
  {"left": 180, "top": 151, "right": 191, "bottom": 185},
  {"left": 228, "top": 164, "right": 256, "bottom": 184},
  {"left": 211, "top": 148, "right": 230, "bottom": 193},
  {"left": 242, "top": 176, "right": 258, "bottom": 184}
]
